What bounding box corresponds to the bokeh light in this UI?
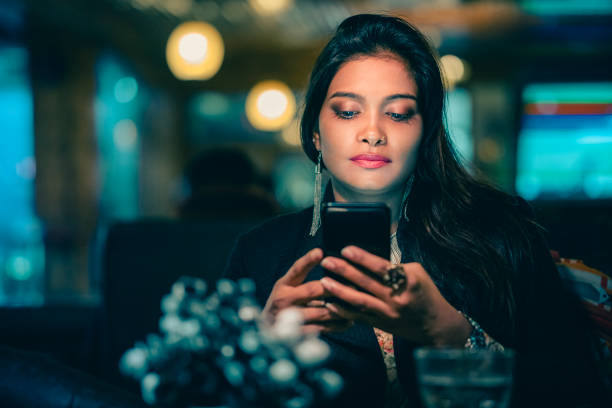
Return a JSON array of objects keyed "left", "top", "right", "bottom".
[
  {"left": 248, "top": 0, "right": 293, "bottom": 16},
  {"left": 257, "top": 90, "right": 288, "bottom": 119},
  {"left": 178, "top": 33, "right": 208, "bottom": 64},
  {"left": 113, "top": 119, "right": 138, "bottom": 151},
  {"left": 440, "top": 54, "right": 469, "bottom": 88},
  {"left": 246, "top": 80, "right": 296, "bottom": 131},
  {"left": 166, "top": 21, "right": 224, "bottom": 80},
  {"left": 195, "top": 92, "right": 230, "bottom": 117},
  {"left": 6, "top": 255, "right": 32, "bottom": 281},
  {"left": 114, "top": 76, "right": 138, "bottom": 103}
]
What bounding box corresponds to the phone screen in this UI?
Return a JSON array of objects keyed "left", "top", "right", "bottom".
[{"left": 321, "top": 202, "right": 390, "bottom": 287}]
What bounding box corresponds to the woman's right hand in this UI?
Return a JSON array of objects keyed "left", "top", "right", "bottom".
[{"left": 263, "top": 248, "right": 354, "bottom": 333}]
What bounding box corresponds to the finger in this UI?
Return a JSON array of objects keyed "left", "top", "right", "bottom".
[
  {"left": 340, "top": 246, "right": 390, "bottom": 278},
  {"left": 320, "top": 277, "right": 394, "bottom": 317},
  {"left": 305, "top": 299, "right": 326, "bottom": 308},
  {"left": 325, "top": 302, "right": 381, "bottom": 328},
  {"left": 281, "top": 248, "right": 324, "bottom": 286},
  {"left": 324, "top": 302, "right": 362, "bottom": 321},
  {"left": 321, "top": 256, "right": 391, "bottom": 298},
  {"left": 266, "top": 280, "right": 325, "bottom": 314},
  {"left": 300, "top": 306, "right": 334, "bottom": 323},
  {"left": 291, "top": 280, "right": 327, "bottom": 305}
]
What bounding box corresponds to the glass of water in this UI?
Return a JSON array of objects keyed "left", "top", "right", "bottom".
[{"left": 414, "top": 347, "right": 515, "bottom": 408}]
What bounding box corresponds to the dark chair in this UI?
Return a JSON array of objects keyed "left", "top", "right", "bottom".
[
  {"left": 533, "top": 202, "right": 612, "bottom": 275},
  {"left": 0, "top": 344, "right": 146, "bottom": 408},
  {"left": 93, "top": 217, "right": 259, "bottom": 390}
]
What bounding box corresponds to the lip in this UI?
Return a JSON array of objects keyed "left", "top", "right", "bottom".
[{"left": 350, "top": 154, "right": 391, "bottom": 169}]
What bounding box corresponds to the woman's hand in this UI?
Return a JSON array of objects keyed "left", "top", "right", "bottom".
[
  {"left": 319, "top": 245, "right": 471, "bottom": 346},
  {"left": 263, "top": 248, "right": 354, "bottom": 333}
]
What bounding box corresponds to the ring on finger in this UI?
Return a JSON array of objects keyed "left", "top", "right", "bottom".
[{"left": 383, "top": 264, "right": 406, "bottom": 293}]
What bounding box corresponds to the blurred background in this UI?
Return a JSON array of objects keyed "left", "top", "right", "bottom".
[{"left": 0, "top": 0, "right": 611, "bottom": 391}]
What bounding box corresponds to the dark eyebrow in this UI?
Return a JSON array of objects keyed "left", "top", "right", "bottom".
[
  {"left": 328, "top": 92, "right": 417, "bottom": 103},
  {"left": 329, "top": 92, "right": 364, "bottom": 102},
  {"left": 385, "top": 93, "right": 417, "bottom": 102}
]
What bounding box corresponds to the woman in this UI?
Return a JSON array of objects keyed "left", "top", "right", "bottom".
[{"left": 225, "top": 14, "right": 608, "bottom": 407}]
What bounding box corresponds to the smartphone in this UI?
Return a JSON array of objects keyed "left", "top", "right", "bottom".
[{"left": 321, "top": 202, "right": 390, "bottom": 289}]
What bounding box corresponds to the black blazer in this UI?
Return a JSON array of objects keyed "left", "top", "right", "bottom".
[{"left": 224, "top": 206, "right": 610, "bottom": 408}]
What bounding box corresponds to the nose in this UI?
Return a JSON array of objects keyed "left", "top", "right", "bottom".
[{"left": 360, "top": 125, "right": 386, "bottom": 146}]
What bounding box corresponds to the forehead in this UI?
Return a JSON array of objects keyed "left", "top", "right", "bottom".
[{"left": 327, "top": 54, "right": 417, "bottom": 96}]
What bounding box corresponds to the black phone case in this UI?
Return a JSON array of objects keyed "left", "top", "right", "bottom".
[
  {"left": 321, "top": 203, "right": 390, "bottom": 296},
  {"left": 322, "top": 202, "right": 390, "bottom": 260}
]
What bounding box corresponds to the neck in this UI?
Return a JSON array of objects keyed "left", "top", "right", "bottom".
[{"left": 330, "top": 182, "right": 404, "bottom": 234}]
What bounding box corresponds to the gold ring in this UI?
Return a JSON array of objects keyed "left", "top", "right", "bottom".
[{"left": 383, "top": 265, "right": 406, "bottom": 292}]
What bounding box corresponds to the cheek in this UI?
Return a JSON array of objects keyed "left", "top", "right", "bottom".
[
  {"left": 320, "top": 135, "right": 348, "bottom": 160},
  {"left": 318, "top": 124, "right": 346, "bottom": 156}
]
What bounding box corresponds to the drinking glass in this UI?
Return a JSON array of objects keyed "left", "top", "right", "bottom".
[{"left": 413, "top": 348, "right": 515, "bottom": 408}]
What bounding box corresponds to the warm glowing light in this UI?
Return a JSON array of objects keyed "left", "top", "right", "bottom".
[
  {"left": 249, "top": 0, "right": 293, "bottom": 16},
  {"left": 440, "top": 54, "right": 468, "bottom": 88},
  {"left": 246, "top": 80, "right": 296, "bottom": 131},
  {"left": 178, "top": 33, "right": 208, "bottom": 64},
  {"left": 166, "top": 22, "right": 224, "bottom": 80},
  {"left": 113, "top": 119, "right": 138, "bottom": 151},
  {"left": 257, "top": 90, "right": 288, "bottom": 119}
]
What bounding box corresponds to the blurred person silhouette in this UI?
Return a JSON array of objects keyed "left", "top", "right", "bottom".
[
  {"left": 90, "top": 147, "right": 280, "bottom": 394},
  {"left": 177, "top": 147, "right": 280, "bottom": 220}
]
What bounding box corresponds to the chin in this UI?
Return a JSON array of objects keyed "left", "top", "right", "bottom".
[{"left": 338, "top": 180, "right": 400, "bottom": 197}]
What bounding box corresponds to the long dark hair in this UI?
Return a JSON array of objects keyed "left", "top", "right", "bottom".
[{"left": 300, "top": 14, "right": 538, "bottom": 344}]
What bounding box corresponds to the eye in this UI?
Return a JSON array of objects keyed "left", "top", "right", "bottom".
[
  {"left": 333, "top": 109, "right": 359, "bottom": 120},
  {"left": 386, "top": 111, "right": 415, "bottom": 122}
]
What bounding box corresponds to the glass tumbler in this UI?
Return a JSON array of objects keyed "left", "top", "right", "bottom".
[{"left": 414, "top": 347, "right": 515, "bottom": 408}]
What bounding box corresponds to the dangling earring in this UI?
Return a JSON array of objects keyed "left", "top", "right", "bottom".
[
  {"left": 401, "top": 173, "right": 415, "bottom": 221},
  {"left": 309, "top": 151, "right": 322, "bottom": 236}
]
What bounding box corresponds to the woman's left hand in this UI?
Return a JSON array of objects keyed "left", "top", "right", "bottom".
[{"left": 320, "top": 245, "right": 471, "bottom": 346}]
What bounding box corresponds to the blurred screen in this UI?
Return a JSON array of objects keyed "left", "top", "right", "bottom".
[
  {"left": 521, "top": 0, "right": 612, "bottom": 15},
  {"left": 516, "top": 82, "right": 612, "bottom": 200}
]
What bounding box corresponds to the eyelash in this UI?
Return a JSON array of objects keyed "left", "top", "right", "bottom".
[
  {"left": 334, "top": 110, "right": 359, "bottom": 120},
  {"left": 386, "top": 111, "right": 415, "bottom": 122},
  {"left": 333, "top": 109, "right": 415, "bottom": 122}
]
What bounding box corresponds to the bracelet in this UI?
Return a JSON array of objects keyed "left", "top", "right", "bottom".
[{"left": 459, "top": 311, "right": 504, "bottom": 351}]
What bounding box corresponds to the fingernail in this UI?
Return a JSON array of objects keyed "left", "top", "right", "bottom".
[
  {"left": 325, "top": 302, "right": 339, "bottom": 313},
  {"left": 320, "top": 277, "right": 334, "bottom": 289},
  {"left": 321, "top": 258, "right": 335, "bottom": 269},
  {"left": 341, "top": 247, "right": 355, "bottom": 258}
]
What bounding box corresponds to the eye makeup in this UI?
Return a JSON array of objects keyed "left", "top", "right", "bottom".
[{"left": 385, "top": 108, "right": 417, "bottom": 122}]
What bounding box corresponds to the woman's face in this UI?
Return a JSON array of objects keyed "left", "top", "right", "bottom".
[{"left": 314, "top": 54, "right": 423, "bottom": 199}]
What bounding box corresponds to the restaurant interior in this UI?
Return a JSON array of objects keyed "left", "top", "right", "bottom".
[{"left": 1, "top": 0, "right": 611, "bottom": 406}]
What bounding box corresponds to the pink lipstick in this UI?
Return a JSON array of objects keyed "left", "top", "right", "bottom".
[{"left": 350, "top": 154, "right": 391, "bottom": 169}]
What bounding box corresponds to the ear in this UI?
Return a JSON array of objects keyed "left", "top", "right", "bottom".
[{"left": 313, "top": 132, "right": 321, "bottom": 151}]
